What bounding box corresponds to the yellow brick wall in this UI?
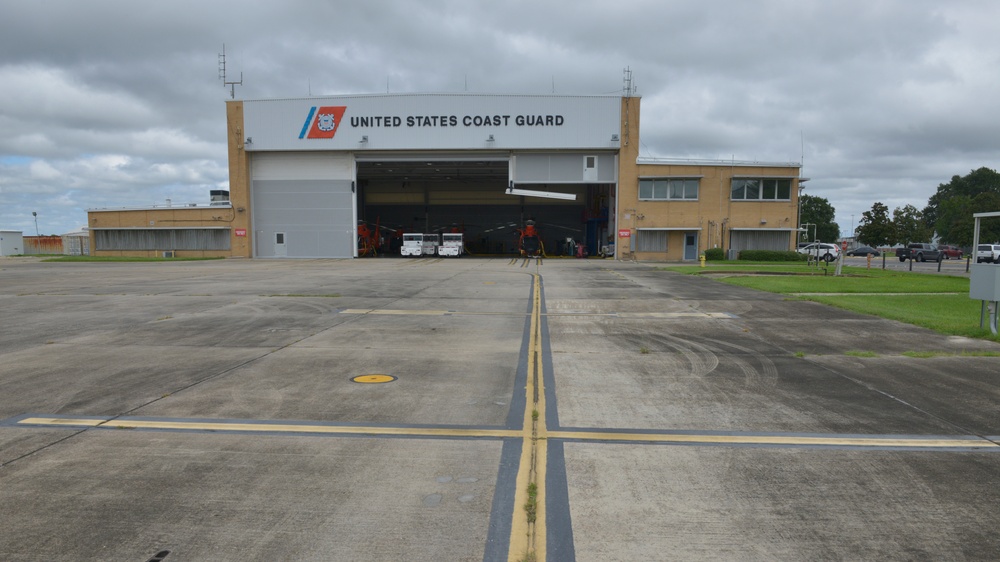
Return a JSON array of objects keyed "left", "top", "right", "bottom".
[
  {"left": 86, "top": 101, "right": 253, "bottom": 258},
  {"left": 616, "top": 97, "right": 801, "bottom": 261}
]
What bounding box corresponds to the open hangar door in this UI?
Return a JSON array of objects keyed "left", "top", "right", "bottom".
[{"left": 355, "top": 153, "right": 615, "bottom": 256}]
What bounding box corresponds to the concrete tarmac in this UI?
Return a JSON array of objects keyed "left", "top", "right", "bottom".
[{"left": 1, "top": 256, "right": 999, "bottom": 561}]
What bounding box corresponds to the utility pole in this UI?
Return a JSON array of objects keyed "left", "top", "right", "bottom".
[{"left": 32, "top": 211, "right": 39, "bottom": 236}]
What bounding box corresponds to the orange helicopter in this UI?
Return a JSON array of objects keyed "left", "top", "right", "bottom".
[
  {"left": 357, "top": 217, "right": 383, "bottom": 257},
  {"left": 516, "top": 219, "right": 544, "bottom": 258}
]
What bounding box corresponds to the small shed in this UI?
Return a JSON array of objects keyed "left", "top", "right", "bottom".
[{"left": 0, "top": 230, "right": 24, "bottom": 256}]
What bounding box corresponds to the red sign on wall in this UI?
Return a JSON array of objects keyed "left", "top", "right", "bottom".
[
  {"left": 618, "top": 229, "right": 631, "bottom": 238},
  {"left": 235, "top": 229, "right": 247, "bottom": 237}
]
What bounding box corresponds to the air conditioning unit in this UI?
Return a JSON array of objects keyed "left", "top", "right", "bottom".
[{"left": 162, "top": 251, "right": 175, "bottom": 258}]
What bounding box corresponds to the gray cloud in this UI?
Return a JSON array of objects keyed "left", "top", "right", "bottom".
[{"left": 2, "top": 0, "right": 998, "bottom": 237}]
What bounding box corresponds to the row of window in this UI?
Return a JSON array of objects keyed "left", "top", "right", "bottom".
[
  {"left": 639, "top": 178, "right": 794, "bottom": 201},
  {"left": 634, "top": 230, "right": 793, "bottom": 254},
  {"left": 94, "top": 229, "right": 231, "bottom": 251}
]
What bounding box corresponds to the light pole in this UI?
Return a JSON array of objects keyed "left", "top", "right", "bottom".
[{"left": 32, "top": 212, "right": 39, "bottom": 236}]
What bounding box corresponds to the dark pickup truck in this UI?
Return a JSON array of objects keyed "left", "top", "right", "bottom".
[{"left": 896, "top": 243, "right": 942, "bottom": 262}]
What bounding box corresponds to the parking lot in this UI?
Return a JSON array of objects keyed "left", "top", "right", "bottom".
[
  {"left": 844, "top": 254, "right": 974, "bottom": 275},
  {"left": 2, "top": 257, "right": 999, "bottom": 561}
]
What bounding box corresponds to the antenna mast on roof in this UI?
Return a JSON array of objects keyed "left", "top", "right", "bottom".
[
  {"left": 218, "top": 44, "right": 243, "bottom": 99},
  {"left": 622, "top": 67, "right": 636, "bottom": 147},
  {"left": 623, "top": 66, "right": 636, "bottom": 98}
]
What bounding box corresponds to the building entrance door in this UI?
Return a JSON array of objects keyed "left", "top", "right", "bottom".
[
  {"left": 684, "top": 232, "right": 698, "bottom": 260},
  {"left": 274, "top": 232, "right": 287, "bottom": 257}
]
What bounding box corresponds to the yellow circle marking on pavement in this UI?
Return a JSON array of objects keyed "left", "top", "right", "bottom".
[{"left": 351, "top": 374, "right": 397, "bottom": 384}]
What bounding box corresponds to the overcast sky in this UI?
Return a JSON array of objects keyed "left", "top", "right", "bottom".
[{"left": 2, "top": 0, "right": 998, "bottom": 237}]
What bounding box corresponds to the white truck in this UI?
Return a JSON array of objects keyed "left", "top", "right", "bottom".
[
  {"left": 438, "top": 233, "right": 464, "bottom": 257},
  {"left": 421, "top": 233, "right": 440, "bottom": 256},
  {"left": 400, "top": 233, "right": 424, "bottom": 257}
]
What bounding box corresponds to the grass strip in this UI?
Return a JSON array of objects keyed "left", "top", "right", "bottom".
[
  {"left": 41, "top": 256, "right": 224, "bottom": 262},
  {"left": 664, "top": 262, "right": 999, "bottom": 342}
]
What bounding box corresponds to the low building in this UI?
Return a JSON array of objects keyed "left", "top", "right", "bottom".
[{"left": 88, "top": 191, "right": 242, "bottom": 258}]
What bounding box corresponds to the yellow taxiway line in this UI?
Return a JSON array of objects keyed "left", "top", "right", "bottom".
[
  {"left": 508, "top": 273, "right": 547, "bottom": 561},
  {"left": 545, "top": 430, "right": 998, "bottom": 449},
  {"left": 19, "top": 416, "right": 995, "bottom": 450},
  {"left": 16, "top": 417, "right": 520, "bottom": 439}
]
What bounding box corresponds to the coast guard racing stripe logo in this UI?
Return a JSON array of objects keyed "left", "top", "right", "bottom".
[{"left": 300, "top": 106, "right": 347, "bottom": 139}]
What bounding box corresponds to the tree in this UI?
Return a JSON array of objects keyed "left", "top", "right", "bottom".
[
  {"left": 934, "top": 187, "right": 1000, "bottom": 246},
  {"left": 893, "top": 204, "right": 929, "bottom": 244},
  {"left": 971, "top": 192, "right": 1000, "bottom": 244},
  {"left": 925, "top": 167, "right": 1000, "bottom": 240},
  {"left": 799, "top": 194, "right": 840, "bottom": 243},
  {"left": 856, "top": 202, "right": 894, "bottom": 247}
]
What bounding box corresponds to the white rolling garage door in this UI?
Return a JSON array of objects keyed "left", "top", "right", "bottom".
[{"left": 250, "top": 152, "right": 355, "bottom": 258}]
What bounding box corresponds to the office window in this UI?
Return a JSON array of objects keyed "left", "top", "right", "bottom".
[
  {"left": 731, "top": 178, "right": 792, "bottom": 200},
  {"left": 636, "top": 230, "right": 668, "bottom": 252},
  {"left": 94, "top": 229, "right": 230, "bottom": 251},
  {"left": 639, "top": 178, "right": 699, "bottom": 200}
]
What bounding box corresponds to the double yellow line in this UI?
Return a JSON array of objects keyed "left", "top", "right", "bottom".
[{"left": 508, "top": 273, "right": 547, "bottom": 561}]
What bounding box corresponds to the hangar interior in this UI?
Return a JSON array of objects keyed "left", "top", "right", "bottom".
[{"left": 355, "top": 153, "right": 616, "bottom": 257}]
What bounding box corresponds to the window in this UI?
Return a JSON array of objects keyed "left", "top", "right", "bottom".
[
  {"left": 94, "top": 229, "right": 231, "bottom": 251},
  {"left": 638, "top": 178, "right": 699, "bottom": 200},
  {"left": 636, "top": 230, "right": 668, "bottom": 252},
  {"left": 731, "top": 178, "right": 792, "bottom": 200}
]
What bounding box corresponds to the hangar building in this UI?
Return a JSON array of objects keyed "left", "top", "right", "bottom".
[{"left": 88, "top": 93, "right": 803, "bottom": 261}]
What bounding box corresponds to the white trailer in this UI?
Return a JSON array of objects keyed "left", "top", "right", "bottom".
[
  {"left": 400, "top": 233, "right": 423, "bottom": 257},
  {"left": 421, "top": 233, "right": 440, "bottom": 256},
  {"left": 438, "top": 233, "right": 463, "bottom": 257}
]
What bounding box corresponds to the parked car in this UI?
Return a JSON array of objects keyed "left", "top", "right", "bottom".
[
  {"left": 896, "top": 243, "right": 941, "bottom": 262},
  {"left": 797, "top": 242, "right": 840, "bottom": 262},
  {"left": 976, "top": 244, "right": 1000, "bottom": 263},
  {"left": 938, "top": 245, "right": 963, "bottom": 259},
  {"left": 845, "top": 245, "right": 880, "bottom": 257}
]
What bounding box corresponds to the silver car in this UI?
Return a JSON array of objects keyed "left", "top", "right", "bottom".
[{"left": 797, "top": 242, "right": 840, "bottom": 263}]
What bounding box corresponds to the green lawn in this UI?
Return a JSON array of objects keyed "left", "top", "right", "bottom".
[
  {"left": 661, "top": 262, "right": 1000, "bottom": 343},
  {"left": 720, "top": 270, "right": 967, "bottom": 293}
]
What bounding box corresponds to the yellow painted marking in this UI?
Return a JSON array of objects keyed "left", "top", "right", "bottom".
[
  {"left": 545, "top": 431, "right": 998, "bottom": 449},
  {"left": 509, "top": 273, "right": 547, "bottom": 561},
  {"left": 340, "top": 308, "right": 441, "bottom": 315},
  {"left": 351, "top": 374, "right": 396, "bottom": 384},
  {"left": 340, "top": 308, "right": 526, "bottom": 317},
  {"left": 340, "top": 309, "right": 732, "bottom": 319},
  {"left": 18, "top": 419, "right": 995, "bottom": 450},
  {"left": 618, "top": 312, "right": 733, "bottom": 319},
  {"left": 17, "top": 417, "right": 520, "bottom": 439}
]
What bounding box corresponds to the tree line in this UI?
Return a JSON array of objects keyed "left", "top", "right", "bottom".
[{"left": 800, "top": 167, "right": 1000, "bottom": 248}]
